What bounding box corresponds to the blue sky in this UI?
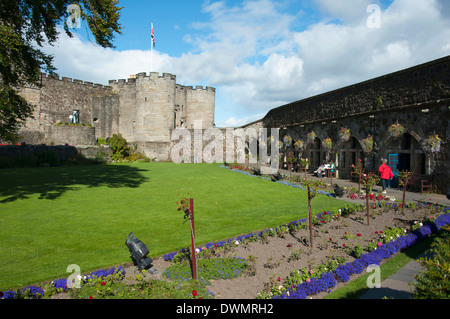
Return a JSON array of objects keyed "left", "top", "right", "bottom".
[{"left": 44, "top": 0, "right": 450, "bottom": 127}]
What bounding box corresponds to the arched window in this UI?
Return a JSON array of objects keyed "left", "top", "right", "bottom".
[{"left": 337, "top": 136, "right": 363, "bottom": 179}]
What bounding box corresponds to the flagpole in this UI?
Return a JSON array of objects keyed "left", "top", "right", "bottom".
[{"left": 150, "top": 22, "right": 153, "bottom": 72}]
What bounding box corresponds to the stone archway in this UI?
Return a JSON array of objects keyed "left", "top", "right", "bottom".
[
  {"left": 381, "top": 132, "right": 426, "bottom": 187},
  {"left": 337, "top": 136, "right": 364, "bottom": 179}
]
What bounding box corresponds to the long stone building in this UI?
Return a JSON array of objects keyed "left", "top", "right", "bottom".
[
  {"left": 243, "top": 55, "right": 449, "bottom": 194},
  {"left": 17, "top": 72, "right": 215, "bottom": 160}
]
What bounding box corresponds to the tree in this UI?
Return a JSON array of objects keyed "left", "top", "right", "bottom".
[
  {"left": 399, "top": 170, "right": 414, "bottom": 214},
  {"left": 0, "top": 0, "right": 122, "bottom": 142},
  {"left": 362, "top": 173, "right": 380, "bottom": 226},
  {"left": 304, "top": 179, "right": 322, "bottom": 248}
]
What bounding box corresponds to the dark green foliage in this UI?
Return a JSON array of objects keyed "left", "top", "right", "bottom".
[
  {"left": 0, "top": 0, "right": 122, "bottom": 142},
  {"left": 413, "top": 226, "right": 450, "bottom": 299},
  {"left": 109, "top": 133, "right": 131, "bottom": 161}
]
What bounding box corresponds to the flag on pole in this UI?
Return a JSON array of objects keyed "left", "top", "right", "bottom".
[{"left": 151, "top": 23, "right": 155, "bottom": 48}]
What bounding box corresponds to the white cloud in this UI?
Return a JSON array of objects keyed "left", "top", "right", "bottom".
[{"left": 41, "top": 0, "right": 450, "bottom": 128}]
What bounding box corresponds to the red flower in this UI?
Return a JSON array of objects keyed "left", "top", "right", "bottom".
[
  {"left": 192, "top": 290, "right": 198, "bottom": 297},
  {"left": 89, "top": 296, "right": 93, "bottom": 299},
  {"left": 329, "top": 238, "right": 332, "bottom": 241},
  {"left": 343, "top": 244, "right": 346, "bottom": 247},
  {"left": 321, "top": 220, "right": 325, "bottom": 223},
  {"left": 357, "top": 233, "right": 361, "bottom": 237},
  {"left": 375, "top": 231, "right": 378, "bottom": 234},
  {"left": 101, "top": 281, "right": 106, "bottom": 286},
  {"left": 277, "top": 277, "right": 281, "bottom": 281}
]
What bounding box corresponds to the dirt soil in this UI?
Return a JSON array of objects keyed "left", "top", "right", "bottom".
[{"left": 50, "top": 204, "right": 441, "bottom": 300}]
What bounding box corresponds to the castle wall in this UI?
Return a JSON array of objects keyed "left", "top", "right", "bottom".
[
  {"left": 185, "top": 86, "right": 216, "bottom": 129},
  {"left": 175, "top": 85, "right": 187, "bottom": 128},
  {"left": 91, "top": 94, "right": 120, "bottom": 139},
  {"left": 108, "top": 77, "right": 137, "bottom": 142},
  {"left": 44, "top": 125, "right": 96, "bottom": 146},
  {"left": 38, "top": 73, "right": 112, "bottom": 126}
]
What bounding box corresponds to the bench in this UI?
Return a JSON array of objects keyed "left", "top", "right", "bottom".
[
  {"left": 398, "top": 174, "right": 433, "bottom": 194},
  {"left": 351, "top": 171, "right": 359, "bottom": 182}
]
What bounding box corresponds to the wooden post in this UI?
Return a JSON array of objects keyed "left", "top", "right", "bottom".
[
  {"left": 308, "top": 185, "right": 313, "bottom": 248},
  {"left": 365, "top": 175, "right": 370, "bottom": 226},
  {"left": 189, "top": 198, "right": 197, "bottom": 280},
  {"left": 358, "top": 165, "right": 362, "bottom": 194}
]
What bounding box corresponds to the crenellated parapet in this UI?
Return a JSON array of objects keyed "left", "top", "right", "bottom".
[{"left": 41, "top": 72, "right": 112, "bottom": 91}]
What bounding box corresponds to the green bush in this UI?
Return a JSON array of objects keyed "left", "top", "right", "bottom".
[
  {"left": 413, "top": 225, "right": 450, "bottom": 299},
  {"left": 109, "top": 133, "right": 131, "bottom": 161}
]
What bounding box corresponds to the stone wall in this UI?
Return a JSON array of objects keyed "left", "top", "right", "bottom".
[
  {"left": 274, "top": 99, "right": 449, "bottom": 194},
  {"left": 37, "top": 73, "right": 112, "bottom": 126},
  {"left": 91, "top": 94, "right": 120, "bottom": 140},
  {"left": 44, "top": 125, "right": 97, "bottom": 146}
]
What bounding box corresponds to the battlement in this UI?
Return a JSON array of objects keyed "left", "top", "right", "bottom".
[
  {"left": 41, "top": 73, "right": 112, "bottom": 90},
  {"left": 176, "top": 84, "right": 216, "bottom": 92},
  {"left": 109, "top": 72, "right": 177, "bottom": 86}
]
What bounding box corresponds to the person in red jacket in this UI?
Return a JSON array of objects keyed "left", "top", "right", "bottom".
[{"left": 379, "top": 159, "right": 394, "bottom": 193}]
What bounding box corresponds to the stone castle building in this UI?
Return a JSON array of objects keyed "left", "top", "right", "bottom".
[
  {"left": 12, "top": 55, "right": 449, "bottom": 193},
  {"left": 17, "top": 72, "right": 215, "bottom": 160}
]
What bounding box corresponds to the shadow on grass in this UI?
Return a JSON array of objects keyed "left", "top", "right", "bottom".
[{"left": 0, "top": 164, "right": 149, "bottom": 203}]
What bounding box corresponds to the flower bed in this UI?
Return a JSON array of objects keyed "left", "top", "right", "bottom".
[
  {"left": 270, "top": 212, "right": 450, "bottom": 299},
  {"left": 1, "top": 266, "right": 125, "bottom": 299}
]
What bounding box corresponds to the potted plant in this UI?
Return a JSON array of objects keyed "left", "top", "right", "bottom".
[
  {"left": 338, "top": 127, "right": 350, "bottom": 142},
  {"left": 388, "top": 123, "right": 405, "bottom": 138},
  {"left": 322, "top": 138, "right": 332, "bottom": 152},
  {"left": 362, "top": 135, "right": 374, "bottom": 153},
  {"left": 294, "top": 139, "right": 304, "bottom": 151},
  {"left": 423, "top": 134, "right": 442, "bottom": 153},
  {"left": 283, "top": 135, "right": 292, "bottom": 148},
  {"left": 307, "top": 131, "right": 316, "bottom": 144}
]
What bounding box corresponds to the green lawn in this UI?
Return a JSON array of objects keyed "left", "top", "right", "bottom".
[{"left": 0, "top": 162, "right": 345, "bottom": 290}]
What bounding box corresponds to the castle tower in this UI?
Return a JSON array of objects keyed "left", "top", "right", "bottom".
[
  {"left": 108, "top": 72, "right": 215, "bottom": 160},
  {"left": 134, "top": 72, "right": 176, "bottom": 143}
]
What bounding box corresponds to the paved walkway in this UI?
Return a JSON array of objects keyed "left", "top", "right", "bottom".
[
  {"left": 275, "top": 167, "right": 450, "bottom": 207},
  {"left": 357, "top": 256, "right": 425, "bottom": 299}
]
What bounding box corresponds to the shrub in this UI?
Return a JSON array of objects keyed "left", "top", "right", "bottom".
[
  {"left": 412, "top": 226, "right": 450, "bottom": 299},
  {"left": 109, "top": 133, "right": 131, "bottom": 161}
]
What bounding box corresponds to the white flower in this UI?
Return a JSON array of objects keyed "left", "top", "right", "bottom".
[
  {"left": 195, "top": 248, "right": 200, "bottom": 253},
  {"left": 235, "top": 240, "right": 239, "bottom": 245}
]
